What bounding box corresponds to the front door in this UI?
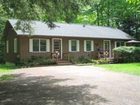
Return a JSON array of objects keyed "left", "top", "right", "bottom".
[
  {"left": 52, "top": 38, "right": 62, "bottom": 59},
  {"left": 103, "top": 40, "right": 111, "bottom": 58}
]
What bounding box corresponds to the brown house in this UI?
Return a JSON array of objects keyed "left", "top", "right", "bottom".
[{"left": 4, "top": 19, "right": 133, "bottom": 63}]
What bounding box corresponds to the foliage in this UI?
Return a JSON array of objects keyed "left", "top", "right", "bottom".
[
  {"left": 98, "top": 63, "right": 140, "bottom": 76},
  {"left": 92, "top": 58, "right": 111, "bottom": 64},
  {"left": 113, "top": 46, "right": 140, "bottom": 63},
  {"left": 19, "top": 56, "right": 57, "bottom": 67},
  {"left": 75, "top": 0, "right": 140, "bottom": 40},
  {"left": 77, "top": 56, "right": 93, "bottom": 64},
  {"left": 0, "top": 75, "right": 14, "bottom": 81},
  {"left": 0, "top": 63, "right": 16, "bottom": 72},
  {"left": 68, "top": 55, "right": 93, "bottom": 64}
]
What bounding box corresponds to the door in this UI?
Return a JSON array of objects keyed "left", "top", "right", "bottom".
[
  {"left": 103, "top": 40, "right": 111, "bottom": 58},
  {"left": 52, "top": 38, "right": 62, "bottom": 59}
]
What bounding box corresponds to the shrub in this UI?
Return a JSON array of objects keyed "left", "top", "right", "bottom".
[
  {"left": 92, "top": 58, "right": 111, "bottom": 64},
  {"left": 19, "top": 56, "right": 57, "bottom": 67},
  {"left": 77, "top": 56, "right": 92, "bottom": 64},
  {"left": 68, "top": 55, "right": 77, "bottom": 64},
  {"left": 68, "top": 55, "right": 93, "bottom": 64},
  {"left": 113, "top": 46, "right": 140, "bottom": 63}
]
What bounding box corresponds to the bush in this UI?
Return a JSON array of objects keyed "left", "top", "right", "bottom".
[
  {"left": 19, "top": 56, "right": 57, "bottom": 67},
  {"left": 113, "top": 46, "right": 140, "bottom": 63},
  {"left": 68, "top": 55, "right": 93, "bottom": 64},
  {"left": 92, "top": 58, "right": 111, "bottom": 64},
  {"left": 77, "top": 56, "right": 92, "bottom": 64}
]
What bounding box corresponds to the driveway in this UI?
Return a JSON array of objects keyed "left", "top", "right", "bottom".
[{"left": 0, "top": 65, "right": 140, "bottom": 105}]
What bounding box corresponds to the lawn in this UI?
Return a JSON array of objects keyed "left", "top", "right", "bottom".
[
  {"left": 98, "top": 63, "right": 140, "bottom": 76},
  {"left": 0, "top": 63, "right": 16, "bottom": 73}
]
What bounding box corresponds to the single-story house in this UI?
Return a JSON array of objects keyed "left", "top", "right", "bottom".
[{"left": 4, "top": 19, "right": 133, "bottom": 62}]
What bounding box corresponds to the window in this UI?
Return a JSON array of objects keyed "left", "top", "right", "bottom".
[
  {"left": 33, "top": 39, "right": 39, "bottom": 51},
  {"left": 115, "top": 41, "right": 125, "bottom": 48},
  {"left": 6, "top": 40, "right": 9, "bottom": 53},
  {"left": 29, "top": 39, "right": 50, "bottom": 52},
  {"left": 40, "top": 40, "right": 47, "bottom": 51},
  {"left": 84, "top": 40, "right": 94, "bottom": 52},
  {"left": 14, "top": 38, "right": 17, "bottom": 53},
  {"left": 69, "top": 40, "right": 79, "bottom": 52}
]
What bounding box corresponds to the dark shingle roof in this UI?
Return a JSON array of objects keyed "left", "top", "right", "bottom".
[{"left": 9, "top": 19, "right": 133, "bottom": 40}]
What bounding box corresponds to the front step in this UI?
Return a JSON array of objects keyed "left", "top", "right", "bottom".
[{"left": 57, "top": 60, "right": 72, "bottom": 65}]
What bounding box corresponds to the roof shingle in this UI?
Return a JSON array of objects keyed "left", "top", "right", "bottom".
[{"left": 8, "top": 19, "right": 133, "bottom": 40}]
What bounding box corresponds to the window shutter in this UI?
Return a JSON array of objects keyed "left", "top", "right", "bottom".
[
  {"left": 84, "top": 40, "right": 86, "bottom": 52},
  {"left": 115, "top": 41, "right": 117, "bottom": 48},
  {"left": 77, "top": 40, "right": 80, "bottom": 52},
  {"left": 68, "top": 40, "right": 71, "bottom": 52},
  {"left": 6, "top": 40, "right": 9, "bottom": 53},
  {"left": 14, "top": 38, "right": 17, "bottom": 53},
  {"left": 91, "top": 41, "right": 94, "bottom": 51},
  {"left": 46, "top": 39, "right": 50, "bottom": 52},
  {"left": 29, "top": 39, "right": 33, "bottom": 52}
]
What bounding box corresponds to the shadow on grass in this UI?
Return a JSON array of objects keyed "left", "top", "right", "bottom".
[{"left": 0, "top": 74, "right": 108, "bottom": 105}]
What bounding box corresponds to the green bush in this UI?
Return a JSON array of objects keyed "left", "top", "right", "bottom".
[
  {"left": 68, "top": 55, "right": 93, "bottom": 64},
  {"left": 92, "top": 58, "right": 111, "bottom": 64},
  {"left": 77, "top": 56, "right": 92, "bottom": 64},
  {"left": 113, "top": 46, "right": 140, "bottom": 63},
  {"left": 19, "top": 56, "right": 57, "bottom": 67}
]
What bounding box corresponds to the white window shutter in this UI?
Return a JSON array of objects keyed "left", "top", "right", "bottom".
[
  {"left": 77, "top": 40, "right": 80, "bottom": 52},
  {"left": 115, "top": 41, "right": 117, "bottom": 48},
  {"left": 14, "top": 38, "right": 17, "bottom": 53},
  {"left": 6, "top": 40, "right": 9, "bottom": 53},
  {"left": 91, "top": 40, "right": 94, "bottom": 51},
  {"left": 46, "top": 39, "right": 50, "bottom": 52},
  {"left": 68, "top": 40, "right": 71, "bottom": 52},
  {"left": 29, "top": 39, "right": 33, "bottom": 52},
  {"left": 84, "top": 40, "right": 86, "bottom": 52}
]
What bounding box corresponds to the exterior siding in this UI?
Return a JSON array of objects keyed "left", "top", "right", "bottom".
[
  {"left": 6, "top": 34, "right": 128, "bottom": 62},
  {"left": 19, "top": 36, "right": 52, "bottom": 61},
  {"left": 4, "top": 21, "right": 129, "bottom": 62},
  {"left": 4, "top": 23, "right": 19, "bottom": 62},
  {"left": 18, "top": 36, "right": 119, "bottom": 61}
]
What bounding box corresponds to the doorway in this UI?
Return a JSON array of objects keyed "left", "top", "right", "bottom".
[
  {"left": 52, "top": 38, "right": 62, "bottom": 59},
  {"left": 103, "top": 40, "right": 111, "bottom": 58}
]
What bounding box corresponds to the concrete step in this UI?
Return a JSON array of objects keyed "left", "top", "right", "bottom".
[{"left": 57, "top": 60, "right": 72, "bottom": 65}]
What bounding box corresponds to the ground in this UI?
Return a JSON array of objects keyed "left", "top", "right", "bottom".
[{"left": 0, "top": 65, "right": 140, "bottom": 105}]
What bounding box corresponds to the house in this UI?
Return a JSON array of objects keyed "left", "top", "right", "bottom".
[{"left": 4, "top": 19, "right": 133, "bottom": 63}]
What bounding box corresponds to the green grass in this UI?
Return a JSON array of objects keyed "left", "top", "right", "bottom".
[
  {"left": 98, "top": 63, "right": 140, "bottom": 76},
  {"left": 0, "top": 63, "right": 16, "bottom": 73},
  {"left": 0, "top": 75, "right": 15, "bottom": 81}
]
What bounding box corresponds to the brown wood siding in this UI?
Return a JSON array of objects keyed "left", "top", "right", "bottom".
[
  {"left": 5, "top": 30, "right": 129, "bottom": 62},
  {"left": 4, "top": 22, "right": 19, "bottom": 62},
  {"left": 18, "top": 36, "right": 128, "bottom": 61},
  {"left": 19, "top": 36, "right": 52, "bottom": 61}
]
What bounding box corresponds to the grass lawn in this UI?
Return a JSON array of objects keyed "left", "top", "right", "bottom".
[
  {"left": 0, "top": 63, "right": 17, "bottom": 73},
  {"left": 98, "top": 63, "right": 140, "bottom": 76}
]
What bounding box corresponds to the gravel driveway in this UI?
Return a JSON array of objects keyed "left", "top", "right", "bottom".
[{"left": 0, "top": 65, "right": 140, "bottom": 105}]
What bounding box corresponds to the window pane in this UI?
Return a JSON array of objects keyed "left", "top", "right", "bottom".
[
  {"left": 33, "top": 39, "right": 39, "bottom": 51},
  {"left": 120, "top": 42, "right": 124, "bottom": 46},
  {"left": 54, "top": 40, "right": 61, "bottom": 51},
  {"left": 71, "top": 40, "right": 77, "bottom": 51},
  {"left": 116, "top": 42, "right": 120, "bottom": 47},
  {"left": 40, "top": 40, "right": 46, "bottom": 51},
  {"left": 86, "top": 40, "right": 91, "bottom": 51}
]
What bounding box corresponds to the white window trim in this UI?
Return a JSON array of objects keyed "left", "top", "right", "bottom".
[
  {"left": 69, "top": 40, "right": 80, "bottom": 52},
  {"left": 6, "top": 40, "right": 9, "bottom": 53},
  {"left": 84, "top": 40, "right": 94, "bottom": 52},
  {"left": 115, "top": 41, "right": 125, "bottom": 48},
  {"left": 14, "top": 38, "right": 17, "bottom": 53},
  {"left": 29, "top": 38, "right": 50, "bottom": 53}
]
